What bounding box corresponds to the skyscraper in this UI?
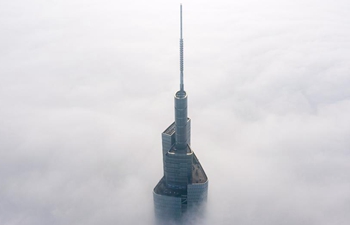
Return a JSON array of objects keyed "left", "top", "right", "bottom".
[{"left": 153, "top": 5, "right": 208, "bottom": 221}]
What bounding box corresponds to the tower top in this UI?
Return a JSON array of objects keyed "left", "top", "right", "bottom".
[
  {"left": 180, "top": 4, "right": 183, "bottom": 39},
  {"left": 180, "top": 4, "right": 184, "bottom": 92}
]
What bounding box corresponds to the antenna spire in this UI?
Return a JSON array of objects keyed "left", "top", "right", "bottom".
[{"left": 180, "top": 4, "right": 184, "bottom": 91}]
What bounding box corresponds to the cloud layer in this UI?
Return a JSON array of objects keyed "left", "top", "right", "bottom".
[{"left": 1, "top": 0, "right": 349, "bottom": 224}]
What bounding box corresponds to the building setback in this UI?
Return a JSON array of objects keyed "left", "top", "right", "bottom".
[{"left": 153, "top": 5, "right": 208, "bottom": 221}]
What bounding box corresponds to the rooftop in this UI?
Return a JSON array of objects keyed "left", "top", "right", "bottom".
[
  {"left": 163, "top": 118, "right": 191, "bottom": 136},
  {"left": 192, "top": 153, "right": 208, "bottom": 184},
  {"left": 168, "top": 145, "right": 192, "bottom": 154},
  {"left": 154, "top": 177, "right": 187, "bottom": 197},
  {"left": 163, "top": 122, "right": 176, "bottom": 136}
]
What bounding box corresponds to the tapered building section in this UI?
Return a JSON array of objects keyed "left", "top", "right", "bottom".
[{"left": 153, "top": 5, "right": 208, "bottom": 221}]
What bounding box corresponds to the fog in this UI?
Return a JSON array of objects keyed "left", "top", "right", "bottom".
[{"left": 0, "top": 0, "right": 349, "bottom": 224}]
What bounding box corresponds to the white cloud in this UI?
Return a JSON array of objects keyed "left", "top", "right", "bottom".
[{"left": 0, "top": 0, "right": 349, "bottom": 224}]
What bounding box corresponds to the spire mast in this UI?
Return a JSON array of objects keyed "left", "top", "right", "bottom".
[{"left": 180, "top": 4, "right": 184, "bottom": 91}]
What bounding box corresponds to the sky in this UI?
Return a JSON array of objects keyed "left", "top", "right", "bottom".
[{"left": 0, "top": 0, "right": 350, "bottom": 224}]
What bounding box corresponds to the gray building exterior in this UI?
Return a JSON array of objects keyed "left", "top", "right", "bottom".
[{"left": 153, "top": 5, "right": 208, "bottom": 221}]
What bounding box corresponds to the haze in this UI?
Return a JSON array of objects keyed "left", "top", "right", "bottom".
[{"left": 0, "top": 0, "right": 349, "bottom": 224}]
